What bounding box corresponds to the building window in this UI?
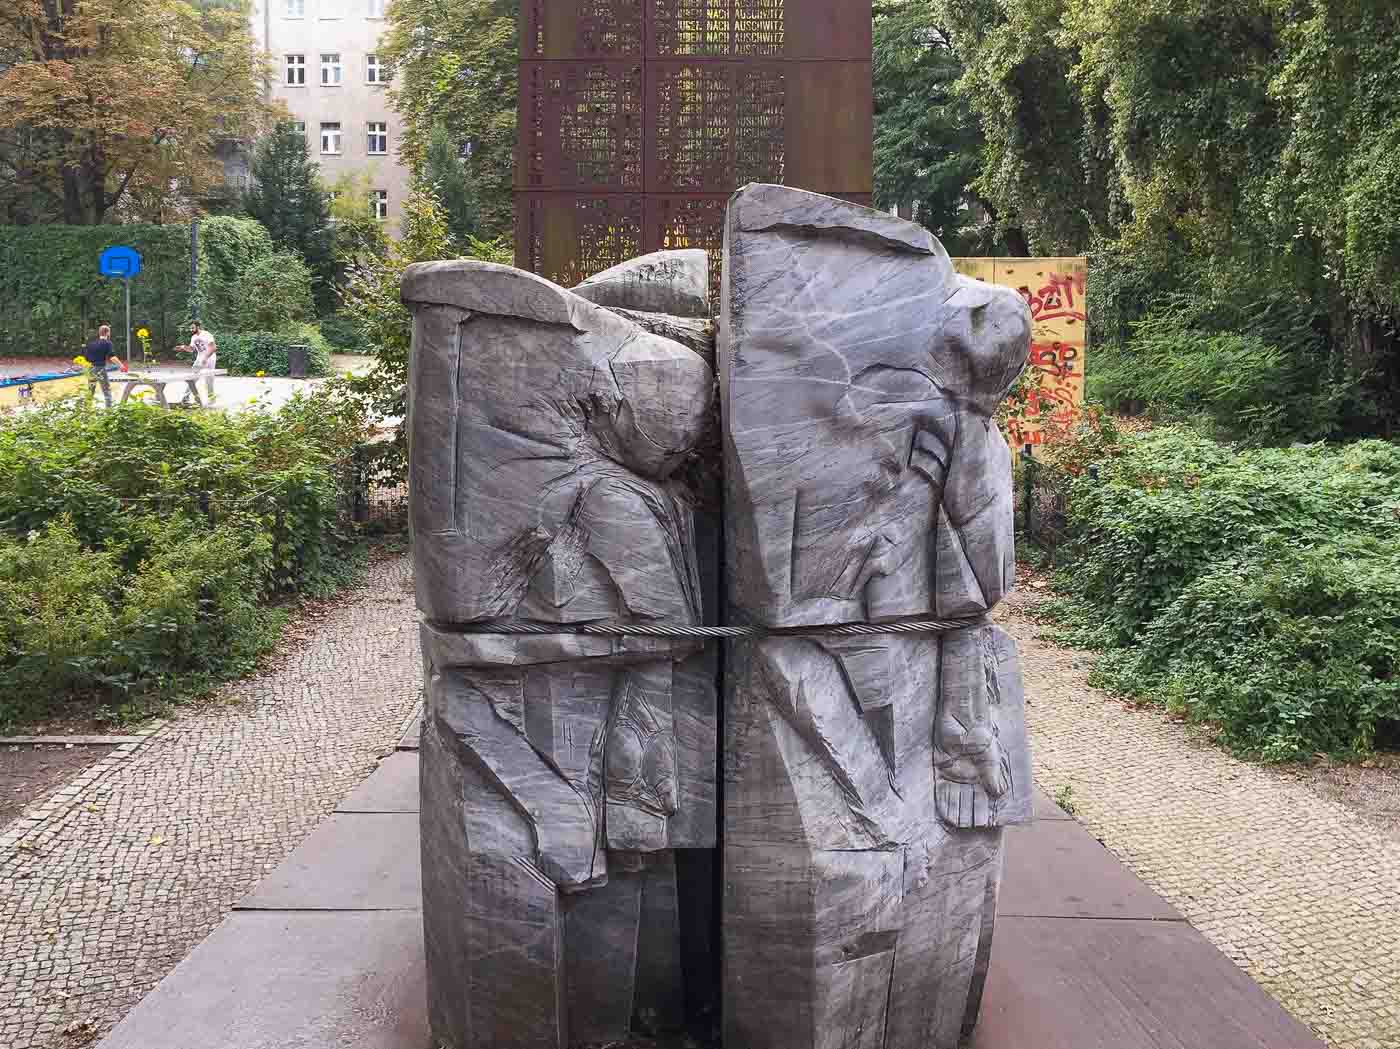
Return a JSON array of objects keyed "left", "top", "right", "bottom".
[
  {"left": 285, "top": 0, "right": 304, "bottom": 16},
  {"left": 320, "top": 53, "right": 342, "bottom": 86},
  {"left": 367, "top": 0, "right": 386, "bottom": 16},
  {"left": 285, "top": 54, "right": 305, "bottom": 86},
  {"left": 367, "top": 122, "right": 388, "bottom": 155},
  {"left": 320, "top": 122, "right": 342, "bottom": 154},
  {"left": 366, "top": 54, "right": 385, "bottom": 83},
  {"left": 373, "top": 189, "right": 388, "bottom": 221},
  {"left": 291, "top": 120, "right": 306, "bottom": 135}
]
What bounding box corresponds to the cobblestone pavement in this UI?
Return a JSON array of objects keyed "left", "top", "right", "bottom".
[
  {"left": 0, "top": 554, "right": 421, "bottom": 1049},
  {"left": 1000, "top": 592, "right": 1400, "bottom": 1049}
]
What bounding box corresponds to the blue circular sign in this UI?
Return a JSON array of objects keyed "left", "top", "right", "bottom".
[{"left": 99, "top": 245, "right": 142, "bottom": 279}]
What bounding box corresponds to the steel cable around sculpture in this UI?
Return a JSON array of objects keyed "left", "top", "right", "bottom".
[{"left": 442, "top": 617, "right": 989, "bottom": 640}]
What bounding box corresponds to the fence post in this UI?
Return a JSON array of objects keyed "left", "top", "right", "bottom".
[
  {"left": 1022, "top": 443, "right": 1035, "bottom": 541},
  {"left": 352, "top": 445, "right": 369, "bottom": 525}
]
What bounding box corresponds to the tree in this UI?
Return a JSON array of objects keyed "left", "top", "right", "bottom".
[
  {"left": 423, "top": 122, "right": 479, "bottom": 247},
  {"left": 379, "top": 0, "right": 517, "bottom": 239},
  {"left": 243, "top": 123, "right": 335, "bottom": 313},
  {"left": 0, "top": 0, "right": 273, "bottom": 225},
  {"left": 339, "top": 190, "right": 510, "bottom": 483},
  {"left": 872, "top": 2, "right": 986, "bottom": 253}
]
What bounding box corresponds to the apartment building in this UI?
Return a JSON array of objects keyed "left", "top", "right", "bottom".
[{"left": 250, "top": 0, "right": 410, "bottom": 230}]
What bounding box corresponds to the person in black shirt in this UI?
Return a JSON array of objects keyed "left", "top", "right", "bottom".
[{"left": 83, "top": 324, "right": 118, "bottom": 408}]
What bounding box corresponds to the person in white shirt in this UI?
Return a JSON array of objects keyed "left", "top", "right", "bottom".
[{"left": 186, "top": 321, "right": 217, "bottom": 405}]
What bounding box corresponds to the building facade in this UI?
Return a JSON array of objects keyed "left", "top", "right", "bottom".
[{"left": 250, "top": 0, "right": 411, "bottom": 230}]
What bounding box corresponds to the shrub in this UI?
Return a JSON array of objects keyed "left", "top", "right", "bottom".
[
  {"left": 1088, "top": 305, "right": 1352, "bottom": 445},
  {"left": 1092, "top": 540, "right": 1400, "bottom": 760},
  {"left": 1048, "top": 425, "right": 1400, "bottom": 758},
  {"left": 234, "top": 252, "right": 317, "bottom": 331},
  {"left": 218, "top": 327, "right": 332, "bottom": 377},
  {"left": 318, "top": 311, "right": 362, "bottom": 352},
  {"left": 0, "top": 393, "right": 376, "bottom": 727}
]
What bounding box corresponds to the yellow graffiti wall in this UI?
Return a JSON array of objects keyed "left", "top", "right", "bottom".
[{"left": 952, "top": 257, "right": 1088, "bottom": 450}]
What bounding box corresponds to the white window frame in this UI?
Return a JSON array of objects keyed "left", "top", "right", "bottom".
[
  {"left": 373, "top": 189, "right": 388, "bottom": 221},
  {"left": 367, "top": 0, "right": 386, "bottom": 17},
  {"left": 320, "top": 53, "right": 342, "bottom": 86},
  {"left": 366, "top": 54, "right": 385, "bottom": 84},
  {"left": 285, "top": 53, "right": 306, "bottom": 86},
  {"left": 284, "top": 0, "right": 305, "bottom": 17},
  {"left": 367, "top": 122, "right": 388, "bottom": 155},
  {"left": 320, "top": 122, "right": 342, "bottom": 155}
]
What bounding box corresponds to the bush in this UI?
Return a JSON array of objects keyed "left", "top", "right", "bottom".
[
  {"left": 234, "top": 253, "right": 316, "bottom": 331},
  {"left": 0, "top": 393, "right": 377, "bottom": 727},
  {"left": 1092, "top": 540, "right": 1400, "bottom": 760},
  {"left": 318, "top": 311, "right": 362, "bottom": 352},
  {"left": 0, "top": 516, "right": 282, "bottom": 726},
  {"left": 1088, "top": 301, "right": 1352, "bottom": 445},
  {"left": 218, "top": 326, "right": 332, "bottom": 377},
  {"left": 1047, "top": 426, "right": 1400, "bottom": 759}
]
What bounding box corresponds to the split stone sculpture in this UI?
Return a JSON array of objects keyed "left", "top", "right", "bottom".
[
  {"left": 719, "top": 185, "right": 1035, "bottom": 1049},
  {"left": 403, "top": 253, "right": 720, "bottom": 1049},
  {"left": 406, "top": 187, "right": 1035, "bottom": 1049}
]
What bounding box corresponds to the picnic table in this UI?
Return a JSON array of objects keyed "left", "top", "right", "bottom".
[{"left": 112, "top": 370, "right": 228, "bottom": 409}]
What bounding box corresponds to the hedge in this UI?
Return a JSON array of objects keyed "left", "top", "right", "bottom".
[
  {"left": 0, "top": 217, "right": 275, "bottom": 358},
  {"left": 218, "top": 327, "right": 333, "bottom": 377}
]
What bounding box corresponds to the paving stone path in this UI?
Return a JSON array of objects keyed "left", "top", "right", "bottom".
[
  {"left": 0, "top": 554, "right": 421, "bottom": 1049},
  {"left": 3, "top": 557, "right": 1395, "bottom": 1049},
  {"left": 999, "top": 592, "right": 1400, "bottom": 1049}
]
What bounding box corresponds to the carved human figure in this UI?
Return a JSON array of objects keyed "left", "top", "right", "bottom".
[
  {"left": 720, "top": 185, "right": 1035, "bottom": 1049},
  {"left": 404, "top": 255, "right": 718, "bottom": 1049}
]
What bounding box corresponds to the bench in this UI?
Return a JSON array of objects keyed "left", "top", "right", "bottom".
[{"left": 112, "top": 370, "right": 229, "bottom": 409}]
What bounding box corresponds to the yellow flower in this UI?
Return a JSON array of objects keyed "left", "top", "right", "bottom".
[
  {"left": 73, "top": 355, "right": 90, "bottom": 367},
  {"left": 255, "top": 370, "right": 266, "bottom": 378},
  {"left": 136, "top": 327, "right": 149, "bottom": 339}
]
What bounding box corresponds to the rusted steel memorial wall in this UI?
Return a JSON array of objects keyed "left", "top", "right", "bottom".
[{"left": 515, "top": 0, "right": 874, "bottom": 291}]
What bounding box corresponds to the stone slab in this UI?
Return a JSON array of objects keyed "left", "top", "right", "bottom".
[
  {"left": 96, "top": 911, "right": 428, "bottom": 1049},
  {"left": 1000, "top": 817, "right": 1182, "bottom": 921},
  {"left": 1033, "top": 787, "right": 1074, "bottom": 820},
  {"left": 238, "top": 812, "right": 421, "bottom": 911},
  {"left": 396, "top": 717, "right": 420, "bottom": 751},
  {"left": 338, "top": 752, "right": 420, "bottom": 813},
  {"left": 970, "top": 916, "right": 1326, "bottom": 1049},
  {"left": 0, "top": 735, "right": 146, "bottom": 745}
]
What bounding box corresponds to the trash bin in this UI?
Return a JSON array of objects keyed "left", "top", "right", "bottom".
[{"left": 287, "top": 344, "right": 309, "bottom": 379}]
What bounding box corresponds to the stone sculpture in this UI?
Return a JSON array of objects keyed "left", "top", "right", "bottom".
[
  {"left": 719, "top": 185, "right": 1034, "bottom": 1049},
  {"left": 403, "top": 252, "right": 719, "bottom": 1048},
  {"left": 406, "top": 187, "right": 1035, "bottom": 1049}
]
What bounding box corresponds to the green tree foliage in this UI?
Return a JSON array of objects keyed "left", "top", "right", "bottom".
[
  {"left": 0, "top": 0, "right": 273, "bottom": 225},
  {"left": 243, "top": 123, "right": 336, "bottom": 314},
  {"left": 923, "top": 0, "right": 1400, "bottom": 435},
  {"left": 423, "top": 122, "right": 480, "bottom": 247},
  {"left": 872, "top": 3, "right": 987, "bottom": 252},
  {"left": 379, "top": 0, "right": 517, "bottom": 239},
  {"left": 192, "top": 215, "right": 275, "bottom": 331},
  {"left": 339, "top": 190, "right": 510, "bottom": 482}
]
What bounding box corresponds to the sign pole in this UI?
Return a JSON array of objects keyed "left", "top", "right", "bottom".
[{"left": 125, "top": 278, "right": 132, "bottom": 368}]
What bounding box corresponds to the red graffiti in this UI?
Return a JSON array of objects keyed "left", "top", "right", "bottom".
[{"left": 1017, "top": 271, "right": 1087, "bottom": 326}]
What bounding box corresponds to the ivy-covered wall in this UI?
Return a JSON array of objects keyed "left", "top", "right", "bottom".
[{"left": 0, "top": 218, "right": 273, "bottom": 359}]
